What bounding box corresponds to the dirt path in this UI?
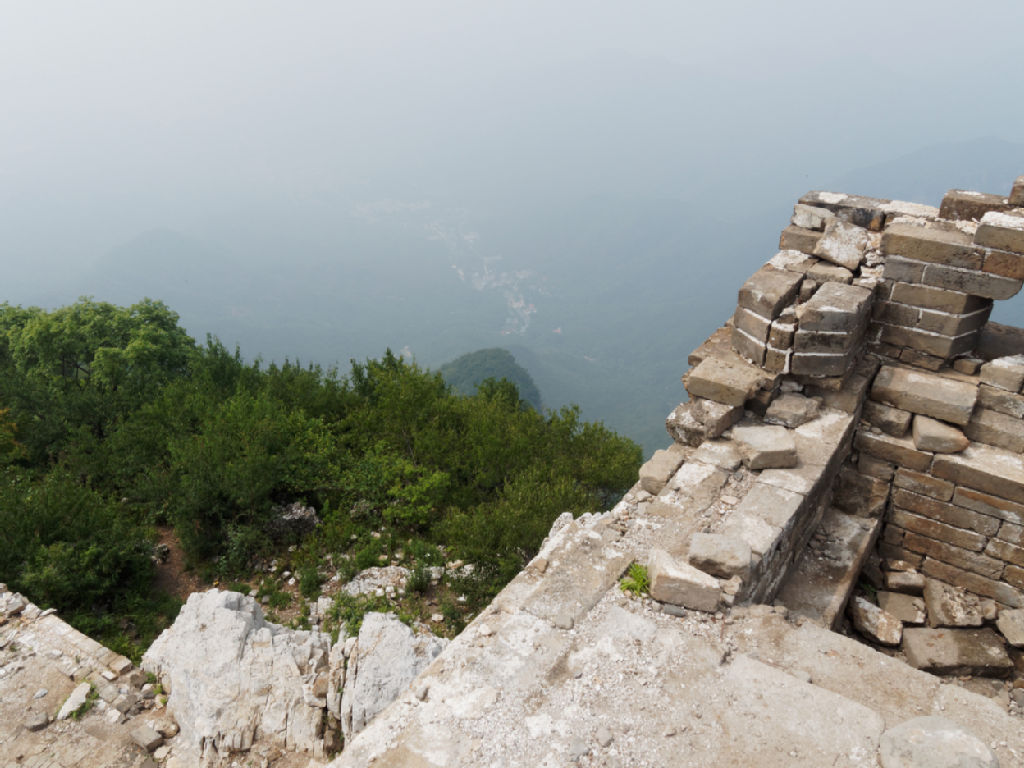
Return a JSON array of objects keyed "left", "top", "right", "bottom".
[{"left": 153, "top": 526, "right": 206, "bottom": 601}]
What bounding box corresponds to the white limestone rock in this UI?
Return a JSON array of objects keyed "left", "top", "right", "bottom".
[
  {"left": 879, "top": 716, "right": 997, "bottom": 768},
  {"left": 813, "top": 219, "right": 870, "bottom": 270},
  {"left": 647, "top": 548, "right": 721, "bottom": 612},
  {"left": 142, "top": 589, "right": 334, "bottom": 759},
  {"left": 848, "top": 596, "right": 902, "bottom": 646},
  {"left": 339, "top": 612, "right": 447, "bottom": 741}
]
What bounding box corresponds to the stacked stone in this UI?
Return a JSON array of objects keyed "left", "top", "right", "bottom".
[{"left": 853, "top": 362, "right": 1024, "bottom": 608}]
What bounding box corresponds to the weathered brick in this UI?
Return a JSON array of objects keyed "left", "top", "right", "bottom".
[
  {"left": 833, "top": 467, "right": 889, "bottom": 518},
  {"left": 791, "top": 204, "right": 835, "bottom": 231},
  {"left": 985, "top": 539, "right": 1024, "bottom": 567},
  {"left": 768, "top": 318, "right": 795, "bottom": 348},
  {"left": 685, "top": 357, "right": 765, "bottom": 407},
  {"left": 813, "top": 219, "right": 870, "bottom": 270},
  {"left": 737, "top": 266, "right": 804, "bottom": 320},
  {"left": 892, "top": 488, "right": 999, "bottom": 536},
  {"left": 799, "top": 191, "right": 888, "bottom": 230},
  {"left": 871, "top": 365, "right": 978, "bottom": 426},
  {"left": 1010, "top": 176, "right": 1024, "bottom": 207},
  {"left": 938, "top": 189, "right": 1010, "bottom": 221},
  {"left": 882, "top": 523, "right": 905, "bottom": 546},
  {"left": 763, "top": 344, "right": 791, "bottom": 374},
  {"left": 859, "top": 454, "right": 895, "bottom": 481},
  {"left": 878, "top": 322, "right": 978, "bottom": 359},
  {"left": 933, "top": 444, "right": 1024, "bottom": 505},
  {"left": 897, "top": 347, "right": 946, "bottom": 371},
  {"left": 902, "top": 532, "right": 1004, "bottom": 578},
  {"left": 978, "top": 383, "right": 1024, "bottom": 419},
  {"left": 980, "top": 356, "right": 1024, "bottom": 392},
  {"left": 878, "top": 541, "right": 923, "bottom": 567},
  {"left": 872, "top": 300, "right": 921, "bottom": 327},
  {"left": 790, "top": 351, "right": 852, "bottom": 377},
  {"left": 854, "top": 430, "right": 932, "bottom": 471},
  {"left": 862, "top": 400, "right": 912, "bottom": 437},
  {"left": 999, "top": 521, "right": 1024, "bottom": 546},
  {"left": 921, "top": 262, "right": 1022, "bottom": 301},
  {"left": 883, "top": 255, "right": 927, "bottom": 283},
  {"left": 975, "top": 209, "right": 1024, "bottom": 255},
  {"left": 893, "top": 468, "right": 954, "bottom": 501},
  {"left": 983, "top": 248, "right": 1024, "bottom": 280},
  {"left": 953, "top": 487, "right": 1024, "bottom": 526},
  {"left": 806, "top": 260, "right": 853, "bottom": 284},
  {"left": 794, "top": 329, "right": 857, "bottom": 353},
  {"left": 889, "top": 281, "right": 988, "bottom": 314},
  {"left": 916, "top": 305, "right": 991, "bottom": 337},
  {"left": 779, "top": 225, "right": 823, "bottom": 254},
  {"left": 922, "top": 557, "right": 1022, "bottom": 608},
  {"left": 796, "top": 282, "right": 873, "bottom": 332},
  {"left": 1006, "top": 564, "right": 1024, "bottom": 591},
  {"left": 731, "top": 326, "right": 766, "bottom": 367},
  {"left": 964, "top": 408, "right": 1024, "bottom": 453},
  {"left": 890, "top": 508, "right": 988, "bottom": 551},
  {"left": 881, "top": 220, "right": 984, "bottom": 269},
  {"left": 910, "top": 415, "right": 969, "bottom": 455}
]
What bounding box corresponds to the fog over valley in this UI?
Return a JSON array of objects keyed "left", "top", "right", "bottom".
[{"left": 4, "top": 1, "right": 1024, "bottom": 453}]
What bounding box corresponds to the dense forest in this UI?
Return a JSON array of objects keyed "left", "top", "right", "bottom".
[
  {"left": 440, "top": 348, "right": 543, "bottom": 411},
  {"left": 0, "top": 298, "right": 641, "bottom": 659}
]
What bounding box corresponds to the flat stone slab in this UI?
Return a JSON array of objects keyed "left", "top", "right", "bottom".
[
  {"left": 687, "top": 533, "right": 752, "bottom": 580},
  {"left": 731, "top": 423, "right": 798, "bottom": 470},
  {"left": 923, "top": 579, "right": 984, "bottom": 628},
  {"left": 932, "top": 443, "right": 1024, "bottom": 505},
  {"left": 902, "top": 628, "right": 1013, "bottom": 677},
  {"left": 877, "top": 592, "right": 926, "bottom": 625},
  {"left": 685, "top": 356, "right": 765, "bottom": 407},
  {"left": 879, "top": 716, "right": 998, "bottom": 768},
  {"left": 976, "top": 209, "right": 1024, "bottom": 254},
  {"left": 871, "top": 366, "right": 978, "bottom": 426},
  {"left": 776, "top": 509, "right": 880, "bottom": 629},
  {"left": 979, "top": 355, "right": 1024, "bottom": 392},
  {"left": 995, "top": 608, "right": 1024, "bottom": 647}
]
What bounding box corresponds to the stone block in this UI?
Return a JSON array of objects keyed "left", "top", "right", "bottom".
[
  {"left": 763, "top": 344, "right": 791, "bottom": 374},
  {"left": 952, "top": 486, "right": 1024, "bottom": 526},
  {"left": 692, "top": 439, "right": 742, "bottom": 471},
  {"left": 879, "top": 716, "right": 1000, "bottom": 768},
  {"left": 798, "top": 190, "right": 887, "bottom": 230},
  {"left": 665, "top": 402, "right": 704, "bottom": 446},
  {"left": 848, "top": 596, "right": 902, "bottom": 645},
  {"left": 939, "top": 188, "right": 1010, "bottom": 221},
  {"left": 863, "top": 400, "right": 912, "bottom": 436},
  {"left": 647, "top": 548, "right": 721, "bottom": 612},
  {"left": 890, "top": 509, "right": 987, "bottom": 552},
  {"left": 687, "top": 533, "right": 752, "bottom": 580},
  {"left": 996, "top": 608, "right": 1024, "bottom": 647},
  {"left": 873, "top": 299, "right": 921, "bottom": 327},
  {"left": 813, "top": 219, "right": 870, "bottom": 270},
  {"left": 975, "top": 320, "right": 1024, "bottom": 359},
  {"left": 791, "top": 203, "right": 835, "bottom": 231},
  {"left": 933, "top": 444, "right": 1024, "bottom": 505},
  {"left": 721, "top": 514, "right": 778, "bottom": 558},
  {"left": 806, "top": 261, "right": 853, "bottom": 284},
  {"left": 731, "top": 424, "right": 798, "bottom": 470},
  {"left": 131, "top": 724, "right": 164, "bottom": 752},
  {"left": 975, "top": 209, "right": 1024, "bottom": 254},
  {"left": 859, "top": 454, "right": 895, "bottom": 480},
  {"left": 889, "top": 280, "right": 988, "bottom": 314},
  {"left": 763, "top": 393, "right": 820, "bottom": 428},
  {"left": 881, "top": 220, "right": 984, "bottom": 269},
  {"left": 871, "top": 365, "right": 978, "bottom": 426},
  {"left": 796, "top": 282, "right": 873, "bottom": 332},
  {"left": 770, "top": 249, "right": 820, "bottom": 274},
  {"left": 733, "top": 306, "right": 771, "bottom": 342},
  {"left": 980, "top": 355, "right": 1024, "bottom": 392},
  {"left": 883, "top": 255, "right": 926, "bottom": 283},
  {"left": 902, "top": 532, "right": 1004, "bottom": 579},
  {"left": 769, "top": 318, "right": 796, "bottom": 348},
  {"left": 953, "top": 356, "right": 983, "bottom": 374},
  {"left": 885, "top": 568, "right": 926, "bottom": 595},
  {"left": 833, "top": 467, "right": 889, "bottom": 518},
  {"left": 911, "top": 415, "right": 968, "bottom": 454},
  {"left": 731, "top": 326, "right": 766, "bottom": 367},
  {"left": 737, "top": 265, "right": 804, "bottom": 320},
  {"left": 892, "top": 488, "right": 999, "bottom": 537},
  {"left": 922, "top": 556, "right": 1023, "bottom": 608},
  {"left": 735, "top": 481, "right": 806, "bottom": 534},
  {"left": 916, "top": 305, "right": 991, "bottom": 337},
  {"left": 983, "top": 247, "right": 1024, "bottom": 279},
  {"left": 902, "top": 627, "right": 1013, "bottom": 677},
  {"left": 638, "top": 448, "right": 687, "bottom": 495},
  {"left": 57, "top": 683, "right": 92, "bottom": 720},
  {"left": 985, "top": 538, "right": 1024, "bottom": 567},
  {"left": 923, "top": 578, "right": 985, "bottom": 627},
  {"left": 1011, "top": 176, "right": 1024, "bottom": 206},
  {"left": 921, "top": 262, "right": 1022, "bottom": 301},
  {"left": 685, "top": 357, "right": 765, "bottom": 407},
  {"left": 964, "top": 408, "right": 1024, "bottom": 453},
  {"left": 880, "top": 199, "right": 940, "bottom": 221},
  {"left": 877, "top": 591, "right": 926, "bottom": 625},
  {"left": 999, "top": 521, "right": 1024, "bottom": 546},
  {"left": 977, "top": 383, "right": 1024, "bottom": 419},
  {"left": 794, "top": 329, "right": 858, "bottom": 354},
  {"left": 854, "top": 430, "right": 932, "bottom": 471},
  {"left": 893, "top": 468, "right": 953, "bottom": 501},
  {"left": 790, "top": 351, "right": 853, "bottom": 378},
  {"left": 693, "top": 398, "right": 745, "bottom": 439},
  {"left": 779, "top": 224, "right": 823, "bottom": 254},
  {"left": 665, "top": 461, "right": 731, "bottom": 510},
  {"left": 877, "top": 323, "right": 978, "bottom": 359}
]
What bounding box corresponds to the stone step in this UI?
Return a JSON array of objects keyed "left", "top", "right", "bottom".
[{"left": 774, "top": 507, "right": 882, "bottom": 629}]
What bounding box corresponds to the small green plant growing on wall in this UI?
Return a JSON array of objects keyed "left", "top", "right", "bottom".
[{"left": 620, "top": 562, "right": 649, "bottom": 597}]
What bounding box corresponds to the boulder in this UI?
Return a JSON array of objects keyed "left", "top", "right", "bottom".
[{"left": 339, "top": 612, "right": 447, "bottom": 741}]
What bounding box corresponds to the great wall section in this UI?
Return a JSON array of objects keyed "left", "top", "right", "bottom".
[{"left": 4, "top": 175, "right": 1024, "bottom": 767}]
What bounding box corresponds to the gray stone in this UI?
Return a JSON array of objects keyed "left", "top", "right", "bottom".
[
  {"left": 796, "top": 281, "right": 873, "bottom": 332},
  {"left": 799, "top": 190, "right": 888, "bottom": 230},
  {"left": 976, "top": 209, "right": 1024, "bottom": 254},
  {"left": 791, "top": 203, "right": 835, "bottom": 231},
  {"left": 647, "top": 548, "right": 721, "bottom": 612},
  {"left": 779, "top": 224, "right": 823, "bottom": 254},
  {"left": 731, "top": 424, "right": 798, "bottom": 470},
  {"left": 665, "top": 402, "right": 704, "bottom": 446},
  {"left": 964, "top": 407, "right": 1024, "bottom": 453},
  {"left": 24, "top": 711, "right": 49, "bottom": 732},
  {"left": 923, "top": 579, "right": 984, "bottom": 628},
  {"left": 922, "top": 262, "right": 1022, "bottom": 301},
  {"left": 691, "top": 397, "right": 744, "bottom": 438},
  {"left": 996, "top": 608, "right": 1024, "bottom": 647},
  {"left": 638, "top": 448, "right": 686, "bottom": 495},
  {"left": 806, "top": 260, "right": 854, "bottom": 284},
  {"left": 737, "top": 265, "right": 804, "bottom": 320},
  {"left": 813, "top": 219, "right": 870, "bottom": 270},
  {"left": 940, "top": 188, "right": 1010, "bottom": 221},
  {"left": 854, "top": 430, "right": 932, "bottom": 472},
  {"left": 979, "top": 355, "right": 1024, "bottom": 392},
  {"left": 889, "top": 281, "right": 988, "bottom": 314},
  {"left": 911, "top": 415, "right": 968, "bottom": 454},
  {"left": 902, "top": 627, "right": 1013, "bottom": 677},
  {"left": 734, "top": 482, "right": 805, "bottom": 534},
  {"left": 691, "top": 440, "right": 742, "bottom": 471},
  {"left": 881, "top": 220, "right": 983, "bottom": 269},
  {"left": 687, "top": 533, "right": 752, "bottom": 580},
  {"left": 848, "top": 596, "right": 902, "bottom": 645},
  {"left": 932, "top": 444, "right": 1024, "bottom": 505},
  {"left": 862, "top": 400, "right": 912, "bottom": 437},
  {"left": 978, "top": 382, "right": 1024, "bottom": 419},
  {"left": 1011, "top": 176, "right": 1024, "bottom": 206},
  {"left": 57, "top": 682, "right": 92, "bottom": 720},
  {"left": 877, "top": 592, "right": 926, "bottom": 625},
  {"left": 131, "top": 724, "right": 164, "bottom": 752},
  {"left": 885, "top": 570, "right": 925, "bottom": 595},
  {"left": 879, "top": 716, "right": 998, "bottom": 768},
  {"left": 685, "top": 357, "right": 765, "bottom": 407},
  {"left": 871, "top": 365, "right": 978, "bottom": 426}
]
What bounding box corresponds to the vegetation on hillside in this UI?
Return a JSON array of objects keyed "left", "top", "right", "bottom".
[
  {"left": 0, "top": 298, "right": 641, "bottom": 659},
  {"left": 440, "top": 347, "right": 543, "bottom": 411}
]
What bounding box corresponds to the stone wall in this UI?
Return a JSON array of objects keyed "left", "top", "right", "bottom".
[{"left": 652, "top": 174, "right": 1024, "bottom": 614}]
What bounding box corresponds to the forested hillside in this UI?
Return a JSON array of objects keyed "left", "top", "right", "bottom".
[
  {"left": 0, "top": 299, "right": 640, "bottom": 659},
  {"left": 440, "top": 348, "right": 543, "bottom": 411}
]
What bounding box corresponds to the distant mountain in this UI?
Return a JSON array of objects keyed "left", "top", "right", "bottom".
[{"left": 440, "top": 348, "right": 543, "bottom": 412}]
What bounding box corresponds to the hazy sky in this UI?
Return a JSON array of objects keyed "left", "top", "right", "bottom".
[{"left": 3, "top": 1, "right": 1023, "bottom": 276}]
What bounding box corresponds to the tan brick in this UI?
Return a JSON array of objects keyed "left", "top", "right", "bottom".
[
  {"left": 858, "top": 454, "right": 895, "bottom": 481},
  {"left": 932, "top": 444, "right": 1024, "bottom": 505},
  {"left": 893, "top": 468, "right": 953, "bottom": 501},
  {"left": 999, "top": 521, "right": 1024, "bottom": 546},
  {"left": 889, "top": 281, "right": 988, "bottom": 314},
  {"left": 878, "top": 322, "right": 979, "bottom": 359},
  {"left": 862, "top": 400, "right": 912, "bottom": 437},
  {"left": 779, "top": 225, "right": 823, "bottom": 255},
  {"left": 892, "top": 488, "right": 998, "bottom": 536},
  {"left": 985, "top": 539, "right": 1024, "bottom": 567},
  {"left": 871, "top": 365, "right": 978, "bottom": 426},
  {"left": 939, "top": 189, "right": 1010, "bottom": 221},
  {"left": 854, "top": 430, "right": 932, "bottom": 471},
  {"left": 975, "top": 210, "right": 1024, "bottom": 255},
  {"left": 903, "top": 532, "right": 1004, "bottom": 578},
  {"left": 983, "top": 248, "right": 1024, "bottom": 280},
  {"left": 964, "top": 408, "right": 1024, "bottom": 453},
  {"left": 881, "top": 221, "right": 984, "bottom": 269},
  {"left": 978, "top": 383, "right": 1024, "bottom": 419},
  {"left": 921, "top": 262, "right": 1022, "bottom": 301},
  {"left": 890, "top": 509, "right": 988, "bottom": 551},
  {"left": 922, "top": 557, "right": 1022, "bottom": 608},
  {"left": 953, "top": 486, "right": 1024, "bottom": 526},
  {"left": 738, "top": 265, "right": 803, "bottom": 320},
  {"left": 1006, "top": 564, "right": 1024, "bottom": 590}
]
